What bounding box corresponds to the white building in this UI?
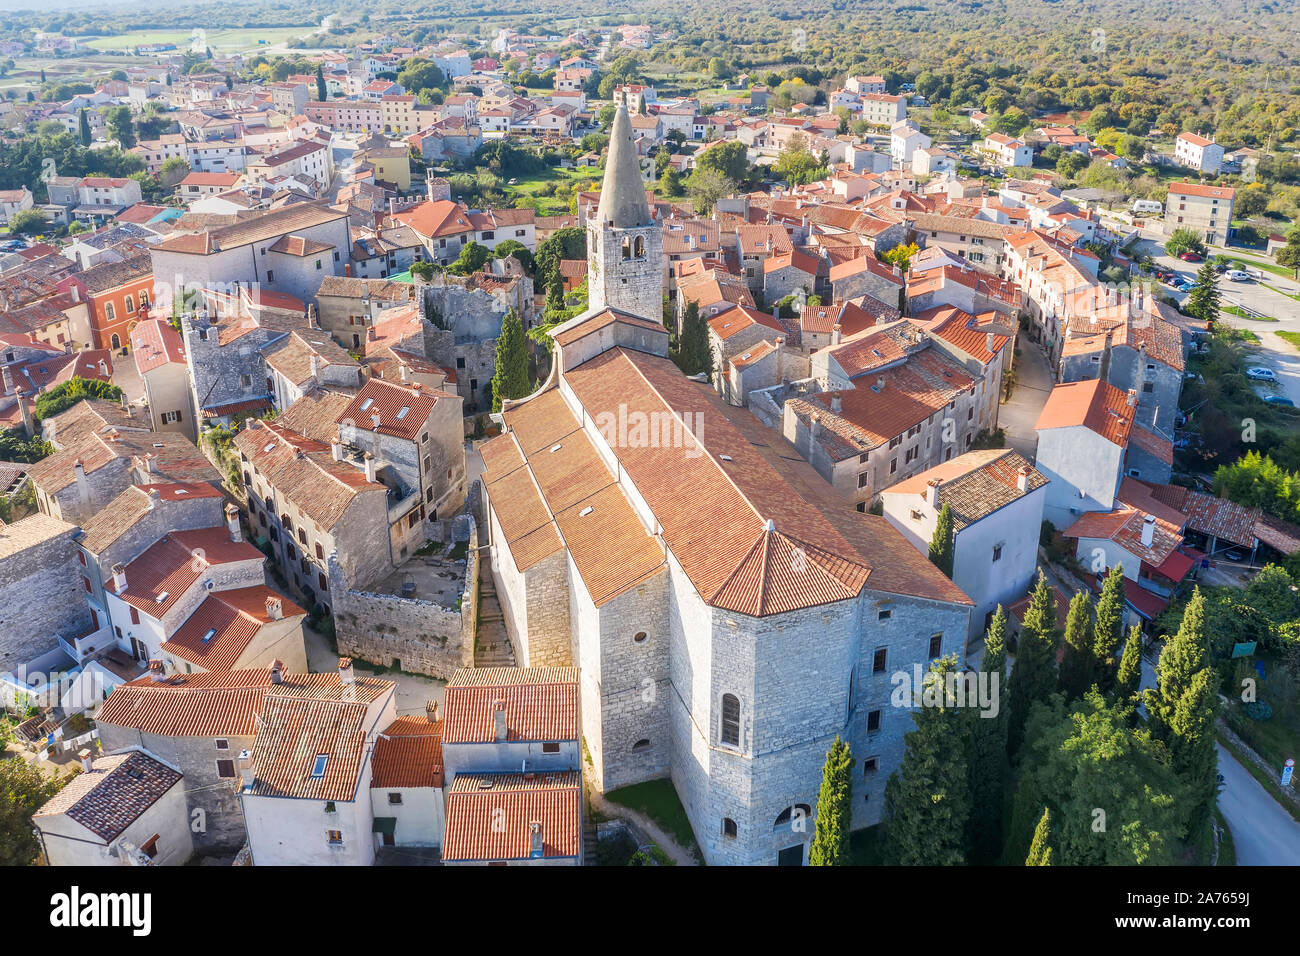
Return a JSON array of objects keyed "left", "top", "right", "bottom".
[{"left": 1173, "top": 133, "right": 1223, "bottom": 173}]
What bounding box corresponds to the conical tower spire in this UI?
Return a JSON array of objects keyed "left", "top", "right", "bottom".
[{"left": 596, "top": 105, "right": 652, "bottom": 229}]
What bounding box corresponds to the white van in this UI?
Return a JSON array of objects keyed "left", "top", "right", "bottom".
[{"left": 1132, "top": 199, "right": 1163, "bottom": 215}]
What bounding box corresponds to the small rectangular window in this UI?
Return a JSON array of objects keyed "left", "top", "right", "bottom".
[
  {"left": 326, "top": 829, "right": 343, "bottom": 845},
  {"left": 216, "top": 759, "right": 235, "bottom": 778},
  {"left": 311, "top": 754, "right": 329, "bottom": 778},
  {"left": 863, "top": 756, "right": 879, "bottom": 775},
  {"left": 215, "top": 738, "right": 229, "bottom": 750},
  {"left": 929, "top": 634, "right": 943, "bottom": 659},
  {"left": 872, "top": 647, "right": 887, "bottom": 673},
  {"left": 867, "top": 709, "right": 882, "bottom": 733},
  {"left": 387, "top": 792, "right": 403, "bottom": 805},
  {"left": 542, "top": 742, "right": 561, "bottom": 754}
]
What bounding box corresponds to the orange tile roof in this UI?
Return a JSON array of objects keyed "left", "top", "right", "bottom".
[
  {"left": 162, "top": 586, "right": 305, "bottom": 671},
  {"left": 707, "top": 304, "right": 785, "bottom": 341},
  {"left": 245, "top": 695, "right": 373, "bottom": 802},
  {"left": 551, "top": 307, "right": 669, "bottom": 348},
  {"left": 443, "top": 771, "right": 581, "bottom": 862},
  {"left": 109, "top": 527, "right": 265, "bottom": 618},
  {"left": 372, "top": 715, "right": 444, "bottom": 789},
  {"left": 1035, "top": 379, "right": 1134, "bottom": 447},
  {"left": 338, "top": 377, "right": 451, "bottom": 441},
  {"left": 886, "top": 449, "right": 1047, "bottom": 529},
  {"left": 443, "top": 667, "right": 579, "bottom": 743},
  {"left": 1167, "top": 181, "right": 1234, "bottom": 200}
]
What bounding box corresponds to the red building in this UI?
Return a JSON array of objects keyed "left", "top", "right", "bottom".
[{"left": 57, "top": 255, "right": 154, "bottom": 352}]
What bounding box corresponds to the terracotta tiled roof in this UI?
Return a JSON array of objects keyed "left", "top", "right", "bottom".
[
  {"left": 371, "top": 715, "right": 444, "bottom": 788},
  {"left": 162, "top": 585, "right": 305, "bottom": 670},
  {"left": 245, "top": 695, "right": 371, "bottom": 801},
  {"left": 337, "top": 377, "right": 451, "bottom": 441},
  {"left": 886, "top": 449, "right": 1047, "bottom": 530},
  {"left": 108, "top": 526, "right": 264, "bottom": 618},
  {"left": 1035, "top": 379, "right": 1134, "bottom": 447},
  {"left": 707, "top": 305, "right": 785, "bottom": 341},
  {"left": 78, "top": 481, "right": 220, "bottom": 554},
  {"left": 551, "top": 307, "right": 668, "bottom": 348},
  {"left": 1167, "top": 181, "right": 1234, "bottom": 200},
  {"left": 443, "top": 771, "right": 582, "bottom": 862},
  {"left": 152, "top": 203, "right": 347, "bottom": 255},
  {"left": 443, "top": 666, "right": 579, "bottom": 743},
  {"left": 131, "top": 318, "right": 186, "bottom": 374},
  {"left": 34, "top": 751, "right": 182, "bottom": 842}
]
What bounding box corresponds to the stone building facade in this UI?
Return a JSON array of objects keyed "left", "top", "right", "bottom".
[{"left": 0, "top": 515, "right": 91, "bottom": 671}]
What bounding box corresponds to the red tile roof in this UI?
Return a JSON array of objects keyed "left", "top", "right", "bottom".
[
  {"left": 443, "top": 771, "right": 582, "bottom": 862},
  {"left": 1035, "top": 379, "right": 1135, "bottom": 447},
  {"left": 109, "top": 526, "right": 264, "bottom": 618},
  {"left": 338, "top": 377, "right": 451, "bottom": 441},
  {"left": 162, "top": 586, "right": 305, "bottom": 671},
  {"left": 372, "top": 715, "right": 444, "bottom": 788},
  {"left": 245, "top": 695, "right": 372, "bottom": 801},
  {"left": 443, "top": 667, "right": 579, "bottom": 744}
]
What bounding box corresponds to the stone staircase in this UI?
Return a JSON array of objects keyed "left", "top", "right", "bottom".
[
  {"left": 474, "top": 562, "right": 515, "bottom": 667},
  {"left": 582, "top": 822, "right": 599, "bottom": 866}
]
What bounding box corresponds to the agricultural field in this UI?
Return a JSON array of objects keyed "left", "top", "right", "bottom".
[{"left": 83, "top": 27, "right": 317, "bottom": 53}]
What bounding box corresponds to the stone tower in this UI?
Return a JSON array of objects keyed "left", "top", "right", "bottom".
[{"left": 587, "top": 105, "right": 663, "bottom": 322}]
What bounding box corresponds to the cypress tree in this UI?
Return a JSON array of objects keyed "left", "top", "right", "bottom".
[
  {"left": 1114, "top": 624, "right": 1144, "bottom": 719},
  {"left": 315, "top": 64, "right": 327, "bottom": 103},
  {"left": 1093, "top": 564, "right": 1126, "bottom": 695},
  {"left": 489, "top": 308, "right": 529, "bottom": 412},
  {"left": 1025, "top": 808, "right": 1054, "bottom": 865},
  {"left": 77, "top": 108, "right": 91, "bottom": 147},
  {"left": 1147, "top": 587, "right": 1209, "bottom": 737},
  {"left": 1185, "top": 261, "right": 1221, "bottom": 329},
  {"left": 966, "top": 605, "right": 1009, "bottom": 863},
  {"left": 808, "top": 736, "right": 853, "bottom": 865},
  {"left": 674, "top": 300, "right": 711, "bottom": 376},
  {"left": 928, "top": 501, "right": 955, "bottom": 578},
  {"left": 1058, "top": 589, "right": 1097, "bottom": 702},
  {"left": 1006, "top": 571, "right": 1061, "bottom": 759},
  {"left": 884, "top": 655, "right": 971, "bottom": 865}
]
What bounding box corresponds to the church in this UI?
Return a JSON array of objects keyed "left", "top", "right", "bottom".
[{"left": 479, "top": 106, "right": 974, "bottom": 866}]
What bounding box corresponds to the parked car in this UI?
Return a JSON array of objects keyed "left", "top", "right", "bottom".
[
  {"left": 1246, "top": 366, "right": 1277, "bottom": 382},
  {"left": 1263, "top": 395, "right": 1294, "bottom": 406},
  {"left": 1221, "top": 549, "right": 1247, "bottom": 562},
  {"left": 1225, "top": 270, "right": 1252, "bottom": 281},
  {"left": 1178, "top": 250, "right": 1203, "bottom": 262}
]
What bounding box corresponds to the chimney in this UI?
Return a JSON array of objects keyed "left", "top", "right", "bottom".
[
  {"left": 831, "top": 395, "right": 842, "bottom": 414},
  {"left": 1126, "top": 388, "right": 1137, "bottom": 408},
  {"left": 926, "top": 478, "right": 941, "bottom": 508},
  {"left": 493, "top": 699, "right": 508, "bottom": 742},
  {"left": 367, "top": 326, "right": 377, "bottom": 341},
  {"left": 73, "top": 458, "right": 92, "bottom": 507},
  {"left": 111, "top": 562, "right": 127, "bottom": 593},
  {"left": 370, "top": 412, "right": 381, "bottom": 430},
  {"left": 875, "top": 375, "right": 885, "bottom": 390},
  {"left": 426, "top": 700, "right": 439, "bottom": 723},
  {"left": 147, "top": 658, "right": 166, "bottom": 682},
  {"left": 310, "top": 353, "right": 322, "bottom": 380},
  {"left": 225, "top": 503, "right": 241, "bottom": 542},
  {"left": 331, "top": 435, "right": 344, "bottom": 461},
  {"left": 98, "top": 358, "right": 108, "bottom": 376},
  {"left": 831, "top": 323, "right": 843, "bottom": 346},
  {"left": 338, "top": 657, "right": 355, "bottom": 686},
  {"left": 363, "top": 451, "right": 376, "bottom": 482},
  {"left": 269, "top": 658, "right": 285, "bottom": 683},
  {"left": 147, "top": 487, "right": 161, "bottom": 510},
  {"left": 15, "top": 389, "right": 33, "bottom": 437},
  {"left": 237, "top": 749, "right": 254, "bottom": 789},
  {"left": 1016, "top": 465, "right": 1031, "bottom": 493},
  {"left": 399, "top": 363, "right": 410, "bottom": 382},
  {"left": 1141, "top": 514, "right": 1155, "bottom": 548},
  {"left": 1, "top": 364, "right": 13, "bottom": 395},
  {"left": 986, "top": 331, "right": 995, "bottom": 354},
  {"left": 78, "top": 749, "right": 95, "bottom": 773},
  {"left": 529, "top": 820, "right": 543, "bottom": 858},
  {"left": 143, "top": 452, "right": 157, "bottom": 474}
]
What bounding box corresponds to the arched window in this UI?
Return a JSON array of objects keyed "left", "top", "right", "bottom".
[
  {"left": 124, "top": 294, "right": 135, "bottom": 314},
  {"left": 632, "top": 738, "right": 651, "bottom": 752},
  {"left": 620, "top": 237, "right": 632, "bottom": 261},
  {"left": 721, "top": 693, "right": 740, "bottom": 746},
  {"left": 110, "top": 333, "right": 121, "bottom": 350},
  {"left": 281, "top": 514, "right": 293, "bottom": 533},
  {"left": 634, "top": 235, "right": 645, "bottom": 258},
  {"left": 722, "top": 818, "right": 737, "bottom": 839},
  {"left": 298, "top": 528, "right": 307, "bottom": 545},
  {"left": 774, "top": 804, "right": 812, "bottom": 829},
  {"left": 105, "top": 302, "right": 116, "bottom": 322}
]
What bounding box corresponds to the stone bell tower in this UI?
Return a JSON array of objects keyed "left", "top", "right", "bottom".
[{"left": 587, "top": 105, "right": 663, "bottom": 322}]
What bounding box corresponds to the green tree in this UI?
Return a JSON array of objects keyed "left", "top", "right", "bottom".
[
  {"left": 1146, "top": 588, "right": 1219, "bottom": 832},
  {"left": 773, "top": 133, "right": 826, "bottom": 186},
  {"left": 966, "top": 605, "right": 1010, "bottom": 863},
  {"left": 77, "top": 107, "right": 90, "bottom": 147},
  {"left": 450, "top": 240, "right": 491, "bottom": 276},
  {"left": 490, "top": 309, "right": 529, "bottom": 413},
  {"left": 7, "top": 209, "right": 46, "bottom": 236},
  {"left": 105, "top": 105, "right": 135, "bottom": 148},
  {"left": 881, "top": 242, "right": 919, "bottom": 270},
  {"left": 673, "top": 301, "right": 711, "bottom": 376},
  {"left": 546, "top": 271, "right": 566, "bottom": 314},
  {"left": 315, "top": 65, "right": 327, "bottom": 102},
  {"left": 694, "top": 139, "right": 749, "bottom": 182},
  {"left": 808, "top": 736, "right": 853, "bottom": 865},
  {"left": 1025, "top": 808, "right": 1054, "bottom": 865},
  {"left": 1185, "top": 261, "right": 1221, "bottom": 329},
  {"left": 1275, "top": 228, "right": 1300, "bottom": 280},
  {"left": 660, "top": 165, "right": 683, "bottom": 198},
  {"left": 1114, "top": 624, "right": 1144, "bottom": 716},
  {"left": 1018, "top": 691, "right": 1186, "bottom": 865},
  {"left": 1093, "top": 565, "right": 1126, "bottom": 695},
  {"left": 1164, "top": 227, "right": 1207, "bottom": 259},
  {"left": 1058, "top": 589, "right": 1097, "bottom": 702},
  {"left": 33, "top": 378, "right": 123, "bottom": 421},
  {"left": 159, "top": 156, "right": 191, "bottom": 189},
  {"left": 1056, "top": 151, "right": 1088, "bottom": 179},
  {"left": 686, "top": 167, "right": 734, "bottom": 216},
  {"left": 928, "top": 502, "right": 955, "bottom": 577},
  {"left": 0, "top": 757, "right": 65, "bottom": 865},
  {"left": 884, "top": 655, "right": 971, "bottom": 865},
  {"left": 396, "top": 58, "right": 445, "bottom": 98},
  {"left": 1006, "top": 571, "right": 1061, "bottom": 759}
]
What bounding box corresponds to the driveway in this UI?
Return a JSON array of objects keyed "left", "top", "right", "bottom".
[
  {"left": 1000, "top": 338, "right": 1054, "bottom": 460},
  {"left": 1216, "top": 743, "right": 1300, "bottom": 865}
]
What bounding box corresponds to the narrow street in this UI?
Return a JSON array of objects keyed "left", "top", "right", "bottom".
[
  {"left": 1216, "top": 743, "right": 1300, "bottom": 865},
  {"left": 1000, "top": 336, "right": 1054, "bottom": 460}
]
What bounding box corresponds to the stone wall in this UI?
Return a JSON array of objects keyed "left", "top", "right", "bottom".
[
  {"left": 0, "top": 520, "right": 92, "bottom": 671},
  {"left": 332, "top": 514, "right": 477, "bottom": 678}
]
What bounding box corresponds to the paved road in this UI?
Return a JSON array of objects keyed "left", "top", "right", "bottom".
[
  {"left": 1216, "top": 743, "right": 1300, "bottom": 865},
  {"left": 1000, "top": 337, "right": 1054, "bottom": 460}
]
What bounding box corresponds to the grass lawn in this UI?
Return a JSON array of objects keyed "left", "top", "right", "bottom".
[
  {"left": 1222, "top": 305, "right": 1277, "bottom": 321},
  {"left": 84, "top": 27, "right": 315, "bottom": 53},
  {"left": 1277, "top": 331, "right": 1300, "bottom": 351},
  {"left": 604, "top": 778, "right": 700, "bottom": 856},
  {"left": 1215, "top": 808, "right": 1236, "bottom": 866},
  {"left": 504, "top": 166, "right": 602, "bottom": 216}
]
